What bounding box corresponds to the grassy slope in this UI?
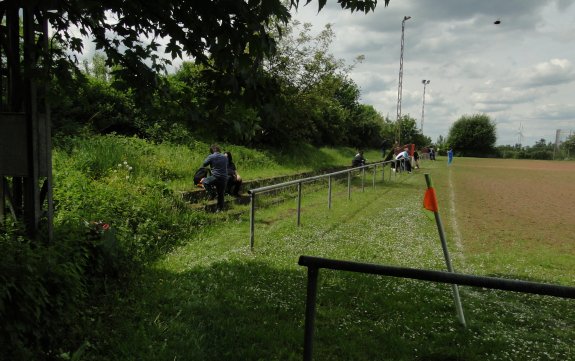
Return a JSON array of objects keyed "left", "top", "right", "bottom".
[{"left": 84, "top": 156, "right": 574, "bottom": 361}]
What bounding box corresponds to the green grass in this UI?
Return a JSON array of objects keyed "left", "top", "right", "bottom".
[
  {"left": 75, "top": 155, "right": 573, "bottom": 361},
  {"left": 54, "top": 134, "right": 381, "bottom": 191}
]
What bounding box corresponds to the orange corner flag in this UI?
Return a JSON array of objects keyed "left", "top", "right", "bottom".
[{"left": 423, "top": 187, "right": 439, "bottom": 212}]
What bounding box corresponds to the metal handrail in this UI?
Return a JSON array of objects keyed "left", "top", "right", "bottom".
[
  {"left": 298, "top": 255, "right": 575, "bottom": 361},
  {"left": 247, "top": 159, "right": 405, "bottom": 249}
]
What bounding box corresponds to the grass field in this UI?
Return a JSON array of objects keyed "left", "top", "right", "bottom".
[{"left": 86, "top": 157, "right": 574, "bottom": 361}]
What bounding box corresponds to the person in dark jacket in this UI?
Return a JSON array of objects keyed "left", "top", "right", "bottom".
[
  {"left": 224, "top": 151, "right": 242, "bottom": 196},
  {"left": 202, "top": 144, "right": 228, "bottom": 211},
  {"left": 351, "top": 150, "right": 366, "bottom": 168}
]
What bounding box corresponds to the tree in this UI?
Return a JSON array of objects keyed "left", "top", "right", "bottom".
[
  {"left": 435, "top": 135, "right": 447, "bottom": 151},
  {"left": 82, "top": 53, "right": 110, "bottom": 82},
  {"left": 395, "top": 115, "right": 430, "bottom": 148},
  {"left": 447, "top": 114, "right": 497, "bottom": 156},
  {"left": 347, "top": 104, "right": 386, "bottom": 148},
  {"left": 258, "top": 20, "right": 370, "bottom": 146},
  {"left": 563, "top": 134, "right": 575, "bottom": 155},
  {"left": 47, "top": 0, "right": 389, "bottom": 94}
]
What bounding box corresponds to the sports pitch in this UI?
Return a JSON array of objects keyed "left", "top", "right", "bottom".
[{"left": 431, "top": 157, "right": 575, "bottom": 285}]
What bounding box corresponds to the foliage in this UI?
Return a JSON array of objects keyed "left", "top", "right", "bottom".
[
  {"left": 51, "top": 32, "right": 388, "bottom": 148},
  {"left": 435, "top": 135, "right": 447, "bottom": 153},
  {"left": 49, "top": 134, "right": 371, "bottom": 266},
  {"left": 52, "top": 135, "right": 213, "bottom": 263},
  {"left": 43, "top": 1, "right": 391, "bottom": 149},
  {"left": 391, "top": 115, "right": 431, "bottom": 148},
  {"left": 447, "top": 113, "right": 497, "bottom": 156},
  {"left": 563, "top": 133, "right": 575, "bottom": 154},
  {"left": 50, "top": 73, "right": 144, "bottom": 136},
  {"left": 47, "top": 0, "right": 388, "bottom": 96},
  {"left": 82, "top": 52, "right": 110, "bottom": 82},
  {"left": 0, "top": 228, "right": 87, "bottom": 360},
  {"left": 556, "top": 133, "right": 575, "bottom": 160},
  {"left": 347, "top": 104, "right": 387, "bottom": 148},
  {"left": 257, "top": 21, "right": 385, "bottom": 147},
  {"left": 496, "top": 139, "right": 555, "bottom": 160}
]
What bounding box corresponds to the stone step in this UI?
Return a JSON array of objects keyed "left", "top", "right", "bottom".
[{"left": 180, "top": 165, "right": 354, "bottom": 204}]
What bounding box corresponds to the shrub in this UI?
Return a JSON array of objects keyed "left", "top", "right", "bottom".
[
  {"left": 0, "top": 231, "right": 87, "bottom": 360},
  {"left": 53, "top": 134, "right": 212, "bottom": 263}
]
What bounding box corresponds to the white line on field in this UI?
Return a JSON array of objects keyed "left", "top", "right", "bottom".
[{"left": 447, "top": 168, "right": 466, "bottom": 265}]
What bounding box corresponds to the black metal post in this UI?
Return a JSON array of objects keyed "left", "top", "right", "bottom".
[
  {"left": 250, "top": 193, "right": 255, "bottom": 250},
  {"left": 297, "top": 182, "right": 302, "bottom": 226},
  {"left": 303, "top": 266, "right": 319, "bottom": 361}
]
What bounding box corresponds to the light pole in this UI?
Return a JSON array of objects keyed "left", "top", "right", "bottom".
[
  {"left": 421, "top": 79, "right": 430, "bottom": 133},
  {"left": 396, "top": 15, "right": 411, "bottom": 146}
]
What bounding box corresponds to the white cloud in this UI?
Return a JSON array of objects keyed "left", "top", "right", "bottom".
[
  {"left": 520, "top": 59, "right": 575, "bottom": 87},
  {"left": 531, "top": 103, "right": 575, "bottom": 120},
  {"left": 292, "top": 0, "right": 575, "bottom": 146}
]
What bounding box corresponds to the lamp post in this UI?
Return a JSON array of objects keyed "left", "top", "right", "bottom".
[
  {"left": 395, "top": 15, "right": 411, "bottom": 146},
  {"left": 421, "top": 79, "right": 430, "bottom": 133}
]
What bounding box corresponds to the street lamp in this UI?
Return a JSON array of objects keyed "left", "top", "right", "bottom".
[
  {"left": 421, "top": 79, "right": 430, "bottom": 133},
  {"left": 396, "top": 15, "right": 411, "bottom": 146}
]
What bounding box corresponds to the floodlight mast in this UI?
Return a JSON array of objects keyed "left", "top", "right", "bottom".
[
  {"left": 395, "top": 15, "right": 411, "bottom": 146},
  {"left": 421, "top": 79, "right": 430, "bottom": 133}
]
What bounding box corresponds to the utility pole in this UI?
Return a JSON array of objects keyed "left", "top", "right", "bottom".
[{"left": 395, "top": 15, "right": 411, "bottom": 146}]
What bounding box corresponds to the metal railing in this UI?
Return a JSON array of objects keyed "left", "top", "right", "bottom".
[
  {"left": 298, "top": 255, "right": 575, "bottom": 361},
  {"left": 247, "top": 159, "right": 405, "bottom": 249}
]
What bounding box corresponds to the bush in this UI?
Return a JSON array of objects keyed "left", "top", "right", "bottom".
[
  {"left": 0, "top": 231, "right": 87, "bottom": 360},
  {"left": 53, "top": 134, "right": 212, "bottom": 263}
]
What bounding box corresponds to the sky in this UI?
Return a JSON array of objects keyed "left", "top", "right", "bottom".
[{"left": 290, "top": 0, "right": 575, "bottom": 146}]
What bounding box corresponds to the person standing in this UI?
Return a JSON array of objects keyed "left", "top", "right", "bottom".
[
  {"left": 413, "top": 149, "right": 420, "bottom": 169},
  {"left": 447, "top": 148, "right": 454, "bottom": 166},
  {"left": 202, "top": 144, "right": 228, "bottom": 211}
]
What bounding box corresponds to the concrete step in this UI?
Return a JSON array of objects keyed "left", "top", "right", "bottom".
[{"left": 180, "top": 165, "right": 353, "bottom": 204}]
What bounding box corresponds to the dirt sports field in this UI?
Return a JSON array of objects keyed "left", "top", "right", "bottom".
[{"left": 433, "top": 158, "right": 575, "bottom": 285}]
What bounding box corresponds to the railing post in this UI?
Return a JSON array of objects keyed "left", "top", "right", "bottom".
[
  {"left": 328, "top": 176, "right": 332, "bottom": 209},
  {"left": 0, "top": 178, "right": 5, "bottom": 225},
  {"left": 347, "top": 171, "right": 351, "bottom": 200},
  {"left": 297, "top": 182, "right": 302, "bottom": 226},
  {"left": 382, "top": 163, "right": 386, "bottom": 182},
  {"left": 250, "top": 192, "right": 255, "bottom": 250},
  {"left": 361, "top": 168, "right": 365, "bottom": 192},
  {"left": 303, "top": 266, "right": 319, "bottom": 361},
  {"left": 372, "top": 165, "right": 376, "bottom": 189}
]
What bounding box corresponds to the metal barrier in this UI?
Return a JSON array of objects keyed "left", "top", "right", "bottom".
[
  {"left": 247, "top": 159, "right": 405, "bottom": 249},
  {"left": 298, "top": 255, "right": 575, "bottom": 361}
]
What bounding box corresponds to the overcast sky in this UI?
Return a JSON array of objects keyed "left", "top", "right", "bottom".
[{"left": 291, "top": 0, "right": 575, "bottom": 146}]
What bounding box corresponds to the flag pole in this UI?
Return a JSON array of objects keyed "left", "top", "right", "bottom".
[{"left": 424, "top": 173, "right": 467, "bottom": 327}]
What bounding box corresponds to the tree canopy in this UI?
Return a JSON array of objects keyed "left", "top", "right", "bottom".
[
  {"left": 447, "top": 114, "right": 497, "bottom": 156},
  {"left": 563, "top": 133, "right": 575, "bottom": 154},
  {"left": 47, "top": 0, "right": 389, "bottom": 91},
  {"left": 50, "top": 19, "right": 392, "bottom": 149}
]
